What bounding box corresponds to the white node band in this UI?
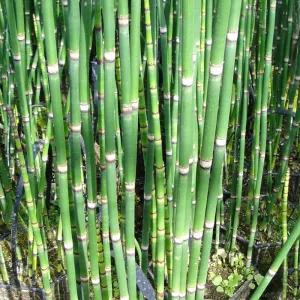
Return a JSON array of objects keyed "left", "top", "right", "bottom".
[
  {"left": 125, "top": 182, "right": 135, "bottom": 192},
  {"left": 118, "top": 17, "right": 129, "bottom": 26},
  {"left": 174, "top": 237, "right": 183, "bottom": 244},
  {"left": 178, "top": 166, "right": 189, "bottom": 175},
  {"left": 268, "top": 269, "right": 276, "bottom": 276},
  {"left": 206, "top": 39, "right": 212, "bottom": 46},
  {"left": 77, "top": 234, "right": 87, "bottom": 241},
  {"left": 72, "top": 185, "right": 82, "bottom": 192},
  {"left": 69, "top": 51, "right": 79, "bottom": 60},
  {"left": 80, "top": 103, "right": 90, "bottom": 112},
  {"left": 47, "top": 64, "right": 59, "bottom": 74},
  {"left": 192, "top": 231, "right": 203, "bottom": 240},
  {"left": 164, "top": 93, "right": 171, "bottom": 100},
  {"left": 144, "top": 194, "right": 152, "bottom": 201},
  {"left": 205, "top": 221, "right": 214, "bottom": 229},
  {"left": 187, "top": 286, "right": 196, "bottom": 293},
  {"left": 111, "top": 233, "right": 121, "bottom": 242},
  {"left": 105, "top": 152, "right": 116, "bottom": 162},
  {"left": 64, "top": 242, "right": 73, "bottom": 250},
  {"left": 104, "top": 50, "right": 115, "bottom": 62},
  {"left": 148, "top": 134, "right": 155, "bottom": 141},
  {"left": 121, "top": 105, "right": 132, "bottom": 114},
  {"left": 92, "top": 278, "right": 100, "bottom": 285},
  {"left": 70, "top": 124, "right": 81, "bottom": 132},
  {"left": 200, "top": 159, "right": 212, "bottom": 169},
  {"left": 57, "top": 164, "right": 68, "bottom": 174},
  {"left": 182, "top": 76, "right": 193, "bottom": 87},
  {"left": 160, "top": 26, "right": 167, "bottom": 34},
  {"left": 14, "top": 54, "right": 21, "bottom": 61},
  {"left": 215, "top": 137, "right": 226, "bottom": 147},
  {"left": 87, "top": 201, "right": 97, "bottom": 209},
  {"left": 210, "top": 64, "right": 223, "bottom": 76},
  {"left": 132, "top": 99, "right": 139, "bottom": 110},
  {"left": 227, "top": 31, "right": 238, "bottom": 42},
  {"left": 126, "top": 248, "right": 135, "bottom": 256},
  {"left": 197, "top": 284, "right": 206, "bottom": 290},
  {"left": 102, "top": 233, "right": 109, "bottom": 239}
]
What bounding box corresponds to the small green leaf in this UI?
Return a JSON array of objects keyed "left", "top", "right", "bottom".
[
  {"left": 228, "top": 280, "right": 235, "bottom": 287},
  {"left": 222, "top": 279, "right": 229, "bottom": 287},
  {"left": 212, "top": 275, "right": 222, "bottom": 286},
  {"left": 225, "top": 287, "right": 235, "bottom": 297},
  {"left": 247, "top": 274, "right": 254, "bottom": 281},
  {"left": 209, "top": 272, "right": 215, "bottom": 280},
  {"left": 242, "top": 267, "right": 248, "bottom": 275},
  {"left": 216, "top": 286, "right": 224, "bottom": 293},
  {"left": 229, "top": 278, "right": 239, "bottom": 287},
  {"left": 237, "top": 274, "right": 243, "bottom": 281},
  {"left": 254, "top": 274, "right": 264, "bottom": 285},
  {"left": 249, "top": 283, "right": 256, "bottom": 289},
  {"left": 239, "top": 260, "right": 245, "bottom": 267}
]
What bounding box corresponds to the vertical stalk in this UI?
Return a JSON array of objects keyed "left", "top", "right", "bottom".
[
  {"left": 40, "top": 0, "right": 78, "bottom": 297},
  {"left": 246, "top": 0, "right": 277, "bottom": 269},
  {"left": 102, "top": 0, "right": 129, "bottom": 298},
  {"left": 117, "top": 0, "right": 136, "bottom": 297},
  {"left": 187, "top": 0, "right": 232, "bottom": 298},
  {"left": 68, "top": 0, "right": 90, "bottom": 298},
  {"left": 282, "top": 168, "right": 289, "bottom": 299}
]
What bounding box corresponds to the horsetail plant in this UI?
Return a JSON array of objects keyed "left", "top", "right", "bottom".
[{"left": 0, "top": 1, "right": 299, "bottom": 299}]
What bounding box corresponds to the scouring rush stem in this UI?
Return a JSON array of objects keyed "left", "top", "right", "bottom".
[
  {"left": 251, "top": 216, "right": 300, "bottom": 300},
  {"left": 282, "top": 168, "right": 289, "bottom": 299},
  {"left": 246, "top": 0, "right": 277, "bottom": 270},
  {"left": 41, "top": 0, "right": 78, "bottom": 297},
  {"left": 195, "top": 1, "right": 242, "bottom": 298},
  {"left": 68, "top": 0, "right": 90, "bottom": 298},
  {"left": 171, "top": 0, "right": 194, "bottom": 298},
  {"left": 186, "top": 0, "right": 232, "bottom": 298},
  {"left": 117, "top": 0, "right": 136, "bottom": 297},
  {"left": 103, "top": 0, "right": 129, "bottom": 297},
  {"left": 7, "top": 106, "right": 52, "bottom": 298},
  {"left": 144, "top": 0, "right": 166, "bottom": 297}
]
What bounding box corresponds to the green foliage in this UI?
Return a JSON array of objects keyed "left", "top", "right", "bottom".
[
  {"left": 216, "top": 286, "right": 224, "bottom": 293},
  {"left": 211, "top": 270, "right": 244, "bottom": 297},
  {"left": 254, "top": 273, "right": 264, "bottom": 285},
  {"left": 230, "top": 252, "right": 245, "bottom": 269},
  {"left": 249, "top": 282, "right": 256, "bottom": 289},
  {"left": 212, "top": 275, "right": 222, "bottom": 286},
  {"left": 209, "top": 249, "right": 263, "bottom": 297}
]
